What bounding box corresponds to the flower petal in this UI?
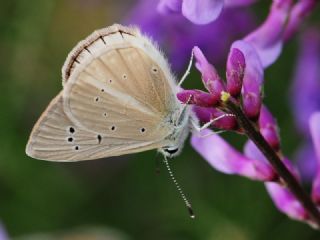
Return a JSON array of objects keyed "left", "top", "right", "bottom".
[
  {"left": 0, "top": 223, "right": 8, "bottom": 240},
  {"left": 244, "top": 140, "right": 308, "bottom": 221},
  {"left": 310, "top": 112, "right": 320, "bottom": 204},
  {"left": 244, "top": 140, "right": 300, "bottom": 180},
  {"left": 192, "top": 129, "right": 276, "bottom": 181},
  {"left": 244, "top": 0, "right": 293, "bottom": 68},
  {"left": 294, "top": 142, "right": 317, "bottom": 182},
  {"left": 284, "top": 0, "right": 318, "bottom": 40},
  {"left": 290, "top": 29, "right": 320, "bottom": 135},
  {"left": 157, "top": 0, "right": 182, "bottom": 14},
  {"left": 182, "top": 0, "right": 224, "bottom": 24},
  {"left": 224, "top": 0, "right": 257, "bottom": 7},
  {"left": 126, "top": 1, "right": 257, "bottom": 72},
  {"left": 265, "top": 182, "right": 308, "bottom": 221}
]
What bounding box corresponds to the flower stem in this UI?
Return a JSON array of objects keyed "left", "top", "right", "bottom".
[{"left": 224, "top": 98, "right": 320, "bottom": 227}]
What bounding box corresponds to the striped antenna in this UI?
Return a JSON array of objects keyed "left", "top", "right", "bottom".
[{"left": 163, "top": 156, "right": 195, "bottom": 219}]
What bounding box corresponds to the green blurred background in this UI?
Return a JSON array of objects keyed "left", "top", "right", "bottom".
[{"left": 0, "top": 0, "right": 319, "bottom": 239}]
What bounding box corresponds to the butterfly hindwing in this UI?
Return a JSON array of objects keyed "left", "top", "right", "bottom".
[{"left": 26, "top": 92, "right": 165, "bottom": 161}]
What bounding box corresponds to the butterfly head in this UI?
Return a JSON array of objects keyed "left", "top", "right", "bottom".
[{"left": 159, "top": 104, "right": 192, "bottom": 158}]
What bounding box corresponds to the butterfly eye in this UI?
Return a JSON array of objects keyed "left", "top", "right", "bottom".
[{"left": 164, "top": 148, "right": 179, "bottom": 155}]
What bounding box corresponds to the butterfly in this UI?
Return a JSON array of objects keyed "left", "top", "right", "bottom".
[{"left": 26, "top": 24, "right": 195, "bottom": 162}]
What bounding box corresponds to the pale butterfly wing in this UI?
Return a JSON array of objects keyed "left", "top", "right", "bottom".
[
  {"left": 26, "top": 92, "right": 166, "bottom": 161},
  {"left": 63, "top": 25, "right": 179, "bottom": 140},
  {"left": 26, "top": 24, "right": 183, "bottom": 161}
]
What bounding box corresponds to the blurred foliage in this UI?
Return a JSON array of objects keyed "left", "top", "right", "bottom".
[{"left": 0, "top": 0, "right": 319, "bottom": 239}]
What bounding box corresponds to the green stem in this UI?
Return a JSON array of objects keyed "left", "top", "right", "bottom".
[{"left": 224, "top": 97, "right": 320, "bottom": 227}]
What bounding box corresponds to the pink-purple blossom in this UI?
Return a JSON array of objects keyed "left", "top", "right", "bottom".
[
  {"left": 290, "top": 29, "right": 320, "bottom": 182},
  {"left": 226, "top": 47, "right": 246, "bottom": 97},
  {"left": 125, "top": 0, "right": 256, "bottom": 71},
  {"left": 0, "top": 224, "right": 8, "bottom": 240},
  {"left": 243, "top": 0, "right": 292, "bottom": 68},
  {"left": 157, "top": 0, "right": 258, "bottom": 24},
  {"left": 310, "top": 113, "right": 320, "bottom": 205},
  {"left": 290, "top": 29, "right": 320, "bottom": 136},
  {"left": 284, "top": 0, "right": 318, "bottom": 40},
  {"left": 192, "top": 129, "right": 277, "bottom": 181},
  {"left": 128, "top": 0, "right": 320, "bottom": 228}
]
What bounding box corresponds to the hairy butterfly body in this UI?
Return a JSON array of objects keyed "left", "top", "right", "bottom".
[{"left": 26, "top": 24, "right": 192, "bottom": 161}]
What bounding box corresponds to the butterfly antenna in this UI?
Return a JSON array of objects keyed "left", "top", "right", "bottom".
[{"left": 163, "top": 156, "right": 195, "bottom": 219}]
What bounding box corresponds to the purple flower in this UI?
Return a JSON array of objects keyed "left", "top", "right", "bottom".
[
  {"left": 284, "top": 0, "right": 318, "bottom": 41},
  {"left": 178, "top": 41, "right": 264, "bottom": 123},
  {"left": 157, "top": 0, "right": 258, "bottom": 24},
  {"left": 177, "top": 46, "right": 254, "bottom": 127},
  {"left": 0, "top": 223, "right": 9, "bottom": 240},
  {"left": 310, "top": 112, "right": 320, "bottom": 204},
  {"left": 290, "top": 29, "right": 320, "bottom": 135},
  {"left": 243, "top": 139, "right": 309, "bottom": 222},
  {"left": 295, "top": 142, "right": 318, "bottom": 182},
  {"left": 158, "top": 0, "right": 224, "bottom": 24},
  {"left": 243, "top": 0, "right": 293, "bottom": 68},
  {"left": 192, "top": 129, "right": 276, "bottom": 181},
  {"left": 290, "top": 29, "right": 320, "bottom": 183},
  {"left": 265, "top": 183, "right": 308, "bottom": 221},
  {"left": 124, "top": 0, "right": 256, "bottom": 71},
  {"left": 224, "top": 0, "right": 258, "bottom": 7}
]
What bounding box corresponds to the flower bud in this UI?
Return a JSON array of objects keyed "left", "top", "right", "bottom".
[
  {"left": 193, "top": 46, "right": 225, "bottom": 99},
  {"left": 177, "top": 89, "right": 219, "bottom": 107},
  {"left": 259, "top": 105, "right": 280, "bottom": 151},
  {"left": 232, "top": 40, "right": 264, "bottom": 120},
  {"left": 193, "top": 106, "right": 238, "bottom": 130},
  {"left": 226, "top": 47, "right": 246, "bottom": 97}
]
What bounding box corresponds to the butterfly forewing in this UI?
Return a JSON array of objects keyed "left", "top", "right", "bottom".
[{"left": 26, "top": 24, "right": 181, "bottom": 161}]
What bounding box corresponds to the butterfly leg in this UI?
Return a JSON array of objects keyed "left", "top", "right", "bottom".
[
  {"left": 178, "top": 49, "right": 194, "bottom": 87},
  {"left": 191, "top": 113, "right": 234, "bottom": 137},
  {"left": 176, "top": 95, "right": 193, "bottom": 125}
]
